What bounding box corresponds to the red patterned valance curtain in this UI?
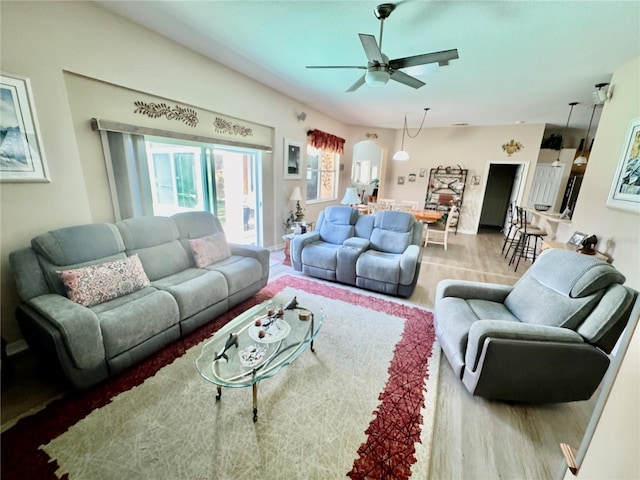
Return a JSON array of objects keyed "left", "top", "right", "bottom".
[{"left": 307, "top": 129, "right": 346, "bottom": 154}]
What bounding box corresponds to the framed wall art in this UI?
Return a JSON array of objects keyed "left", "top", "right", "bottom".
[
  {"left": 0, "top": 73, "right": 49, "bottom": 182},
  {"left": 284, "top": 138, "right": 302, "bottom": 179},
  {"left": 567, "top": 231, "right": 587, "bottom": 247},
  {"left": 607, "top": 117, "right": 640, "bottom": 213}
]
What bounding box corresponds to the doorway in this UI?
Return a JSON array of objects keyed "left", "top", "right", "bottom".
[
  {"left": 351, "top": 140, "right": 385, "bottom": 202},
  {"left": 479, "top": 164, "right": 520, "bottom": 230}
]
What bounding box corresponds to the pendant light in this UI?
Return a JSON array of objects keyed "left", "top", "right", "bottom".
[
  {"left": 393, "top": 108, "right": 430, "bottom": 161},
  {"left": 574, "top": 103, "right": 597, "bottom": 166},
  {"left": 551, "top": 102, "right": 578, "bottom": 167}
]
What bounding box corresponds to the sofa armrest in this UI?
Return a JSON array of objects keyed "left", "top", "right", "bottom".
[
  {"left": 29, "top": 294, "right": 105, "bottom": 369},
  {"left": 398, "top": 244, "right": 421, "bottom": 285},
  {"left": 336, "top": 238, "right": 370, "bottom": 284},
  {"left": 9, "top": 247, "right": 50, "bottom": 301},
  {"left": 290, "top": 232, "right": 321, "bottom": 270},
  {"left": 229, "top": 243, "right": 270, "bottom": 280},
  {"left": 466, "top": 319, "right": 584, "bottom": 372},
  {"left": 436, "top": 279, "right": 513, "bottom": 303}
]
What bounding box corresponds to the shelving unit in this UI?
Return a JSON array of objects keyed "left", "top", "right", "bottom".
[{"left": 424, "top": 166, "right": 468, "bottom": 233}]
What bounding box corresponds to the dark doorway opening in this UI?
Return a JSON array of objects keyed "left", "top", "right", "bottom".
[{"left": 479, "top": 164, "right": 519, "bottom": 231}]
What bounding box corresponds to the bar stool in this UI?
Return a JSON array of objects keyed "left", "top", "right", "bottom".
[
  {"left": 501, "top": 203, "right": 519, "bottom": 257},
  {"left": 509, "top": 206, "right": 546, "bottom": 271}
]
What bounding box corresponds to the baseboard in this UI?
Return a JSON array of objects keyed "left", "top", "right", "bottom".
[{"left": 6, "top": 339, "right": 28, "bottom": 357}]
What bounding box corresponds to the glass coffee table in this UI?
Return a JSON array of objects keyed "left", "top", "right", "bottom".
[{"left": 196, "top": 294, "right": 323, "bottom": 421}]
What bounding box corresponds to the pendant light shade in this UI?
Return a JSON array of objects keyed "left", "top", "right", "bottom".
[
  {"left": 574, "top": 103, "right": 597, "bottom": 166},
  {"left": 553, "top": 102, "right": 579, "bottom": 168},
  {"left": 393, "top": 108, "right": 430, "bottom": 162}
]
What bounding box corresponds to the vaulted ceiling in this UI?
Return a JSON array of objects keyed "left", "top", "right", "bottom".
[{"left": 98, "top": 1, "right": 640, "bottom": 131}]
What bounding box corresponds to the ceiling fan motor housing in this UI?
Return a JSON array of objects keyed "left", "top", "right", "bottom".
[{"left": 374, "top": 3, "right": 396, "bottom": 20}]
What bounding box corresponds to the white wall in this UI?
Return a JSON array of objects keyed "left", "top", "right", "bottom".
[
  {"left": 385, "top": 123, "right": 546, "bottom": 232},
  {"left": 562, "top": 56, "right": 640, "bottom": 480},
  {"left": 0, "top": 1, "right": 351, "bottom": 342}
]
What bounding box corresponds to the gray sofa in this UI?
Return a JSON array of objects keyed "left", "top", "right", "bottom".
[
  {"left": 435, "top": 248, "right": 637, "bottom": 403},
  {"left": 290, "top": 206, "right": 422, "bottom": 297},
  {"left": 9, "top": 211, "right": 269, "bottom": 388}
]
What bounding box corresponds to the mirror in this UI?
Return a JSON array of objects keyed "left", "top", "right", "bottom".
[{"left": 352, "top": 140, "right": 384, "bottom": 203}]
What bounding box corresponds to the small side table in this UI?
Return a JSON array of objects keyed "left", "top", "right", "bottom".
[
  {"left": 541, "top": 240, "right": 610, "bottom": 263},
  {"left": 282, "top": 234, "right": 295, "bottom": 266}
]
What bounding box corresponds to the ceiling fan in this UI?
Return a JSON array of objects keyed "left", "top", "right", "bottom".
[{"left": 306, "top": 3, "right": 459, "bottom": 92}]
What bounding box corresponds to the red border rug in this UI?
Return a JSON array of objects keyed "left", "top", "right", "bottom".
[{"left": 1, "top": 275, "right": 435, "bottom": 480}]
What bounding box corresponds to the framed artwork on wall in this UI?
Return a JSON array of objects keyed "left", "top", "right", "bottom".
[
  {"left": 567, "top": 231, "right": 587, "bottom": 247},
  {"left": 607, "top": 117, "right": 640, "bottom": 213},
  {"left": 0, "top": 73, "right": 50, "bottom": 182},
  {"left": 284, "top": 138, "right": 302, "bottom": 180}
]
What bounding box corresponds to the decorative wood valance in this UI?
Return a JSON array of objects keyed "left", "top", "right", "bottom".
[{"left": 307, "top": 129, "right": 345, "bottom": 154}]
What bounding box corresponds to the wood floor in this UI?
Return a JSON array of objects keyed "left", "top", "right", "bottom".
[
  {"left": 1, "top": 230, "right": 596, "bottom": 480},
  {"left": 271, "top": 229, "right": 595, "bottom": 479}
]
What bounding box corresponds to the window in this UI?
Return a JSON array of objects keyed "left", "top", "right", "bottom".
[
  {"left": 145, "top": 137, "right": 262, "bottom": 245},
  {"left": 147, "top": 143, "right": 204, "bottom": 215},
  {"left": 306, "top": 146, "right": 338, "bottom": 203}
]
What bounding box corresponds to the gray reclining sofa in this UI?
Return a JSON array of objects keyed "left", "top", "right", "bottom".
[
  {"left": 291, "top": 206, "right": 423, "bottom": 297},
  {"left": 9, "top": 211, "right": 269, "bottom": 388}
]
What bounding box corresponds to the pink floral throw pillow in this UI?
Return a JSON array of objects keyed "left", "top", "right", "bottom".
[
  {"left": 189, "top": 232, "right": 232, "bottom": 268},
  {"left": 59, "top": 254, "right": 150, "bottom": 307}
]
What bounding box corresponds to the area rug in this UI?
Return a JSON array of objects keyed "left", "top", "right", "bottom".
[{"left": 1, "top": 275, "right": 438, "bottom": 480}]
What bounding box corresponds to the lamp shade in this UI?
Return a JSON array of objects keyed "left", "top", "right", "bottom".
[
  {"left": 574, "top": 155, "right": 588, "bottom": 166},
  {"left": 289, "top": 186, "right": 302, "bottom": 201},
  {"left": 550, "top": 158, "right": 562, "bottom": 168},
  {"left": 341, "top": 187, "right": 361, "bottom": 205},
  {"left": 393, "top": 150, "right": 410, "bottom": 161}
]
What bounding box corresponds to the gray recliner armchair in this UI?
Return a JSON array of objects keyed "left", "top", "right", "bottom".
[{"left": 435, "top": 248, "right": 637, "bottom": 403}]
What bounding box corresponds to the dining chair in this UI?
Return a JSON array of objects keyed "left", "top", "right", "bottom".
[
  {"left": 396, "top": 200, "right": 419, "bottom": 211},
  {"left": 376, "top": 198, "right": 395, "bottom": 210},
  {"left": 424, "top": 206, "right": 458, "bottom": 250}
]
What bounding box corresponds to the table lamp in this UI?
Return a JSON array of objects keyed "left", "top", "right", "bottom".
[{"left": 341, "top": 187, "right": 362, "bottom": 206}]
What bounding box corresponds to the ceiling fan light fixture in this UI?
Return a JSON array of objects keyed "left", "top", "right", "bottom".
[{"left": 365, "top": 69, "right": 390, "bottom": 87}]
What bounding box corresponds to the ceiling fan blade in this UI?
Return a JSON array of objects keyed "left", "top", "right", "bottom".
[
  {"left": 389, "top": 49, "right": 459, "bottom": 70},
  {"left": 346, "top": 74, "right": 366, "bottom": 93},
  {"left": 358, "top": 34, "right": 384, "bottom": 64},
  {"left": 306, "top": 65, "right": 367, "bottom": 69},
  {"left": 390, "top": 70, "right": 425, "bottom": 89}
]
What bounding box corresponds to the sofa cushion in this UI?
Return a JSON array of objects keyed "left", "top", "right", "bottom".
[
  {"left": 117, "top": 217, "right": 191, "bottom": 281},
  {"left": 207, "top": 255, "right": 263, "bottom": 295},
  {"left": 356, "top": 250, "right": 402, "bottom": 284},
  {"left": 151, "top": 269, "right": 228, "bottom": 320},
  {"left": 95, "top": 288, "right": 179, "bottom": 359},
  {"left": 32, "top": 223, "right": 125, "bottom": 265},
  {"left": 318, "top": 206, "right": 356, "bottom": 245},
  {"left": 59, "top": 255, "right": 150, "bottom": 307},
  {"left": 301, "top": 241, "right": 341, "bottom": 271},
  {"left": 369, "top": 211, "right": 414, "bottom": 254},
  {"left": 189, "top": 233, "right": 231, "bottom": 267}
]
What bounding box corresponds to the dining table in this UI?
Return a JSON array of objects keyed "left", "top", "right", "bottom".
[{"left": 408, "top": 209, "right": 444, "bottom": 223}]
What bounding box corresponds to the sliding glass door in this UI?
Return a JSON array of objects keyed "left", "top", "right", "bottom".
[{"left": 145, "top": 138, "right": 261, "bottom": 245}]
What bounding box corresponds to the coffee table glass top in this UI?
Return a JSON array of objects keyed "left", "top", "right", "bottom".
[{"left": 196, "top": 294, "right": 323, "bottom": 388}]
